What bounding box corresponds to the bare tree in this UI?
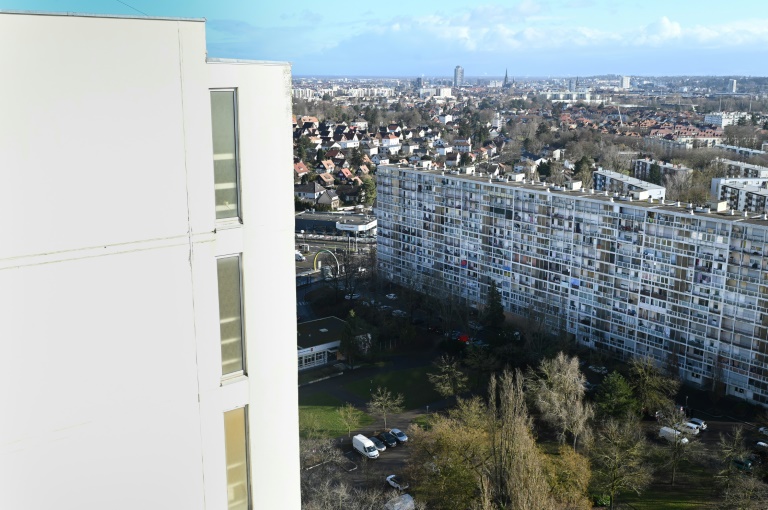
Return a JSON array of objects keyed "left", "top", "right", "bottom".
[
  {"left": 336, "top": 402, "right": 365, "bottom": 438},
  {"left": 722, "top": 474, "right": 768, "bottom": 510},
  {"left": 300, "top": 411, "right": 323, "bottom": 440},
  {"left": 302, "top": 478, "right": 392, "bottom": 510},
  {"left": 528, "top": 352, "right": 594, "bottom": 450},
  {"left": 590, "top": 417, "right": 653, "bottom": 510},
  {"left": 714, "top": 425, "right": 764, "bottom": 507},
  {"left": 366, "top": 386, "right": 404, "bottom": 429},
  {"left": 406, "top": 397, "right": 490, "bottom": 509},
  {"left": 427, "top": 355, "right": 469, "bottom": 399},
  {"left": 545, "top": 445, "right": 593, "bottom": 510},
  {"left": 486, "top": 370, "right": 556, "bottom": 510},
  {"left": 629, "top": 356, "right": 680, "bottom": 416}
]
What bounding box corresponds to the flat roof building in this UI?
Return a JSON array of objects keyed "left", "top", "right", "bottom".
[
  {"left": 377, "top": 164, "right": 768, "bottom": 406},
  {"left": 297, "top": 317, "right": 348, "bottom": 370},
  {"left": 0, "top": 11, "right": 299, "bottom": 510},
  {"left": 593, "top": 168, "right": 666, "bottom": 201},
  {"left": 295, "top": 210, "right": 377, "bottom": 236}
]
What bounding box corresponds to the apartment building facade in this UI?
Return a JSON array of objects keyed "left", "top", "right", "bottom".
[
  {"left": 377, "top": 164, "right": 768, "bottom": 406},
  {"left": 593, "top": 168, "right": 666, "bottom": 200},
  {"left": 713, "top": 180, "right": 768, "bottom": 212},
  {"left": 718, "top": 158, "right": 768, "bottom": 179},
  {"left": 0, "top": 11, "right": 299, "bottom": 510},
  {"left": 633, "top": 158, "right": 693, "bottom": 183}
]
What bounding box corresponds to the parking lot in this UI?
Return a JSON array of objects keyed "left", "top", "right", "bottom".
[{"left": 341, "top": 433, "right": 413, "bottom": 490}]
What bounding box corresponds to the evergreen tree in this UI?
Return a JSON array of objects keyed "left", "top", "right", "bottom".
[
  {"left": 595, "top": 372, "right": 639, "bottom": 419},
  {"left": 483, "top": 281, "right": 505, "bottom": 334}
]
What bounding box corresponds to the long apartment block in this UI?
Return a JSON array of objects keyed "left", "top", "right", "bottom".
[{"left": 377, "top": 164, "right": 768, "bottom": 405}]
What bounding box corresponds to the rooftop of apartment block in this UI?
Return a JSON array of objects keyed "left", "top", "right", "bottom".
[
  {"left": 380, "top": 164, "right": 768, "bottom": 226},
  {"left": 594, "top": 168, "right": 666, "bottom": 191},
  {"left": 0, "top": 9, "right": 204, "bottom": 22}
]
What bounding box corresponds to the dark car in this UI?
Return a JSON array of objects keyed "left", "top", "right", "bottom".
[
  {"left": 370, "top": 436, "right": 387, "bottom": 452},
  {"left": 377, "top": 431, "right": 397, "bottom": 448},
  {"left": 733, "top": 458, "right": 753, "bottom": 472}
]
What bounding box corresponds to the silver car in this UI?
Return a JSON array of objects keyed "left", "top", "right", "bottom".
[
  {"left": 386, "top": 475, "right": 409, "bottom": 491},
  {"left": 689, "top": 418, "right": 707, "bottom": 430}
]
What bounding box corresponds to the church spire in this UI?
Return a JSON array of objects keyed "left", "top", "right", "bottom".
[{"left": 504, "top": 68, "right": 508, "bottom": 86}]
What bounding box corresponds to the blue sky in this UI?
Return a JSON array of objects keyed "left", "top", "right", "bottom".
[{"left": 4, "top": 0, "right": 768, "bottom": 77}]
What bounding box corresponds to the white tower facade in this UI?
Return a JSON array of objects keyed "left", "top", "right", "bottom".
[{"left": 0, "top": 11, "right": 301, "bottom": 510}]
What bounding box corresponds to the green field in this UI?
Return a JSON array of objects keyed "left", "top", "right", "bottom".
[
  {"left": 298, "top": 392, "right": 373, "bottom": 439},
  {"left": 342, "top": 365, "right": 442, "bottom": 410},
  {"left": 619, "top": 464, "right": 720, "bottom": 510},
  {"left": 620, "top": 484, "right": 719, "bottom": 510}
]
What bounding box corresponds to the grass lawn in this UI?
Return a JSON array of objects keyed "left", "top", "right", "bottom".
[
  {"left": 342, "top": 365, "right": 442, "bottom": 410},
  {"left": 299, "top": 392, "right": 374, "bottom": 439},
  {"left": 620, "top": 463, "right": 721, "bottom": 510},
  {"left": 620, "top": 483, "right": 719, "bottom": 510}
]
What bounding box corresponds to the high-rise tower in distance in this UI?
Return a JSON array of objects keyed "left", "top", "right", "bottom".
[{"left": 454, "top": 65, "right": 464, "bottom": 87}]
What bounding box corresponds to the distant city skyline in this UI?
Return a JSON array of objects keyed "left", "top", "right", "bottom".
[{"left": 5, "top": 0, "right": 768, "bottom": 76}]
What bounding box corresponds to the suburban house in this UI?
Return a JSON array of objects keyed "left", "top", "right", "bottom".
[
  {"left": 294, "top": 182, "right": 326, "bottom": 203},
  {"left": 294, "top": 160, "right": 310, "bottom": 181},
  {"left": 317, "top": 189, "right": 340, "bottom": 209},
  {"left": 335, "top": 184, "right": 366, "bottom": 204},
  {"left": 372, "top": 154, "right": 390, "bottom": 165},
  {"left": 316, "top": 172, "right": 335, "bottom": 187},
  {"left": 316, "top": 159, "right": 335, "bottom": 173}
]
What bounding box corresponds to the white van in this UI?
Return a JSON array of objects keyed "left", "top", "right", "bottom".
[
  {"left": 295, "top": 251, "right": 306, "bottom": 261},
  {"left": 660, "top": 426, "right": 689, "bottom": 444},
  {"left": 352, "top": 434, "right": 379, "bottom": 459}
]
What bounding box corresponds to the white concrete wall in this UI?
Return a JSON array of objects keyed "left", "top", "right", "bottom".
[
  {"left": 209, "top": 59, "right": 301, "bottom": 510},
  {"left": 0, "top": 12, "right": 299, "bottom": 510}
]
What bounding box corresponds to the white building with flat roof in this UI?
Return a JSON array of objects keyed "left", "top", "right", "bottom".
[
  {"left": 593, "top": 168, "right": 666, "bottom": 200},
  {"left": 0, "top": 11, "right": 300, "bottom": 510},
  {"left": 716, "top": 144, "right": 766, "bottom": 157}
]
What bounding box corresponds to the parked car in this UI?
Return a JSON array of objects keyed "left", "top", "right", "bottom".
[
  {"left": 733, "top": 458, "right": 753, "bottom": 472},
  {"left": 345, "top": 293, "right": 361, "bottom": 300},
  {"left": 370, "top": 436, "right": 387, "bottom": 452},
  {"left": 444, "top": 330, "right": 461, "bottom": 340},
  {"left": 392, "top": 309, "right": 407, "bottom": 318},
  {"left": 386, "top": 293, "right": 398, "bottom": 300},
  {"left": 377, "top": 431, "right": 398, "bottom": 448},
  {"left": 689, "top": 418, "right": 707, "bottom": 430},
  {"left": 390, "top": 428, "right": 408, "bottom": 443},
  {"left": 589, "top": 365, "right": 608, "bottom": 375},
  {"left": 759, "top": 426, "right": 768, "bottom": 436},
  {"left": 755, "top": 441, "right": 768, "bottom": 450},
  {"left": 674, "top": 422, "right": 700, "bottom": 435},
  {"left": 386, "top": 474, "right": 409, "bottom": 491}
]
